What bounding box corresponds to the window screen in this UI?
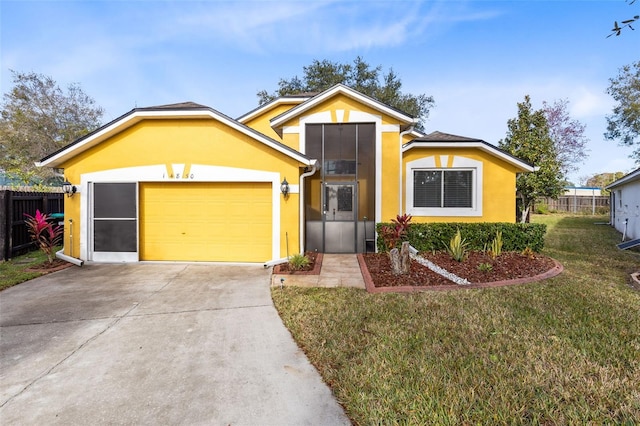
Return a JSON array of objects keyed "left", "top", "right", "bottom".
[
  {"left": 444, "top": 171, "right": 472, "bottom": 207},
  {"left": 93, "top": 183, "right": 137, "bottom": 252},
  {"left": 413, "top": 170, "right": 473, "bottom": 208},
  {"left": 414, "top": 171, "right": 441, "bottom": 207}
]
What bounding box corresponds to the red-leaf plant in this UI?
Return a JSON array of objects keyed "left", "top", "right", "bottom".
[
  {"left": 24, "top": 210, "right": 63, "bottom": 264},
  {"left": 380, "top": 214, "right": 412, "bottom": 251}
]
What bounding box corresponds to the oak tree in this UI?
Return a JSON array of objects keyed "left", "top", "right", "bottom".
[
  {"left": 605, "top": 60, "right": 640, "bottom": 162},
  {"left": 582, "top": 171, "right": 626, "bottom": 195},
  {"left": 0, "top": 71, "right": 104, "bottom": 184},
  {"left": 257, "top": 57, "right": 434, "bottom": 130}
]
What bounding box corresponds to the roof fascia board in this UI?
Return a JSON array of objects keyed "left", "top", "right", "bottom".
[
  {"left": 403, "top": 141, "right": 535, "bottom": 172},
  {"left": 37, "top": 109, "right": 314, "bottom": 168},
  {"left": 237, "top": 97, "right": 310, "bottom": 123},
  {"left": 605, "top": 168, "right": 640, "bottom": 189},
  {"left": 270, "top": 84, "right": 415, "bottom": 129}
]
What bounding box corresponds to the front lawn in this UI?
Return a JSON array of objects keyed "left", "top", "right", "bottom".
[
  {"left": 272, "top": 215, "right": 640, "bottom": 424},
  {"left": 0, "top": 247, "right": 62, "bottom": 291}
]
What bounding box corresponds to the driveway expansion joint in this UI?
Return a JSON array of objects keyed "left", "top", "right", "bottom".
[
  {"left": 1, "top": 302, "right": 140, "bottom": 408},
  {"left": 126, "top": 303, "right": 274, "bottom": 318}
]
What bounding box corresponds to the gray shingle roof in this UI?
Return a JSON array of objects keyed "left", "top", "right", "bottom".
[
  {"left": 413, "top": 131, "right": 483, "bottom": 143},
  {"left": 141, "top": 101, "right": 209, "bottom": 110}
]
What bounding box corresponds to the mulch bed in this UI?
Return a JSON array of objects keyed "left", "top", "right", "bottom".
[
  {"left": 273, "top": 252, "right": 323, "bottom": 275},
  {"left": 362, "top": 251, "right": 558, "bottom": 288}
]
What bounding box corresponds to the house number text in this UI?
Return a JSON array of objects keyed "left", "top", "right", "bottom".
[{"left": 163, "top": 173, "right": 195, "bottom": 179}]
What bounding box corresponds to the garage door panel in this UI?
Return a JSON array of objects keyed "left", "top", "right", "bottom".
[{"left": 140, "top": 182, "right": 272, "bottom": 262}]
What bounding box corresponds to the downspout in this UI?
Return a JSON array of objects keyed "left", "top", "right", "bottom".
[
  {"left": 56, "top": 249, "right": 83, "bottom": 266},
  {"left": 56, "top": 218, "right": 83, "bottom": 266},
  {"left": 399, "top": 124, "right": 416, "bottom": 215},
  {"left": 299, "top": 161, "right": 318, "bottom": 253}
]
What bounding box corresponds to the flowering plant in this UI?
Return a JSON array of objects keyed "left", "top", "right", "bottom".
[{"left": 24, "top": 210, "right": 63, "bottom": 264}]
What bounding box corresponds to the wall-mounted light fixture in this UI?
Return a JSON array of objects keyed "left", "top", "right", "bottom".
[
  {"left": 62, "top": 181, "right": 77, "bottom": 197},
  {"left": 280, "top": 178, "right": 290, "bottom": 197}
]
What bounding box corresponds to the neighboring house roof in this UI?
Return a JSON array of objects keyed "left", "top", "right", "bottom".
[
  {"left": 403, "top": 131, "right": 536, "bottom": 172},
  {"left": 269, "top": 84, "right": 417, "bottom": 135},
  {"left": 37, "top": 102, "right": 316, "bottom": 168},
  {"left": 605, "top": 167, "right": 640, "bottom": 190},
  {"left": 564, "top": 186, "right": 602, "bottom": 196}
]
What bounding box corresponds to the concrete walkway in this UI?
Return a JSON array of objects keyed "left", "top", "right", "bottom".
[
  {"left": 272, "top": 254, "right": 366, "bottom": 289},
  {"left": 0, "top": 264, "right": 350, "bottom": 425}
]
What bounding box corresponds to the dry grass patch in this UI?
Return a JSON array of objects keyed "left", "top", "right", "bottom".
[{"left": 272, "top": 215, "right": 640, "bottom": 424}]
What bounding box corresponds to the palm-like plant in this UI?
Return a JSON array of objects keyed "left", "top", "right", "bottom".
[{"left": 24, "top": 210, "right": 63, "bottom": 264}]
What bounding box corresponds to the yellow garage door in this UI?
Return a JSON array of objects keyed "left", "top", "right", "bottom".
[{"left": 140, "top": 182, "right": 272, "bottom": 262}]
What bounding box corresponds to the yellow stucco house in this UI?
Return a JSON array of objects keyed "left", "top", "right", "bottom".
[{"left": 37, "top": 84, "right": 534, "bottom": 264}]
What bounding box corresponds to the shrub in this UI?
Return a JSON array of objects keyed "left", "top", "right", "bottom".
[
  {"left": 378, "top": 222, "right": 547, "bottom": 253},
  {"left": 24, "top": 210, "right": 63, "bottom": 264},
  {"left": 445, "top": 229, "right": 468, "bottom": 262},
  {"left": 288, "top": 253, "right": 311, "bottom": 270}
]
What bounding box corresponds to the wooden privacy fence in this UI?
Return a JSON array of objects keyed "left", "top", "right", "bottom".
[
  {"left": 0, "top": 190, "right": 64, "bottom": 260},
  {"left": 537, "top": 195, "right": 610, "bottom": 215}
]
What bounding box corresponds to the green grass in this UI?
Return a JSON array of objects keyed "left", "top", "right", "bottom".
[
  {"left": 272, "top": 215, "right": 640, "bottom": 424},
  {"left": 0, "top": 247, "right": 61, "bottom": 291}
]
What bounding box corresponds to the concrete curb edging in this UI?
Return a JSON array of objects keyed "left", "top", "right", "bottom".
[{"left": 357, "top": 254, "right": 564, "bottom": 293}]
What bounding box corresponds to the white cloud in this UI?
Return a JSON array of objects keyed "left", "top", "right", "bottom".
[{"left": 569, "top": 87, "right": 612, "bottom": 119}]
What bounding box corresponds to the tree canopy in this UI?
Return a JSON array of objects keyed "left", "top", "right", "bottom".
[
  {"left": 581, "top": 171, "right": 626, "bottom": 195},
  {"left": 257, "top": 57, "right": 435, "bottom": 130},
  {"left": 0, "top": 70, "right": 104, "bottom": 184},
  {"left": 499, "top": 95, "right": 564, "bottom": 223},
  {"left": 605, "top": 60, "right": 640, "bottom": 163}
]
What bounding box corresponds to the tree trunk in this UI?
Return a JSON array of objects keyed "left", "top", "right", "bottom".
[
  {"left": 389, "top": 241, "right": 411, "bottom": 275},
  {"left": 520, "top": 204, "right": 530, "bottom": 223},
  {"left": 400, "top": 241, "right": 410, "bottom": 274}
]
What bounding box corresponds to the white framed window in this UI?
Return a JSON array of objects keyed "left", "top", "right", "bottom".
[
  {"left": 406, "top": 155, "right": 482, "bottom": 217},
  {"left": 413, "top": 169, "right": 473, "bottom": 208}
]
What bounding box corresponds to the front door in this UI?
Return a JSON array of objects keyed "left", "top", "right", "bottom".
[
  {"left": 91, "top": 182, "right": 138, "bottom": 262},
  {"left": 304, "top": 123, "right": 376, "bottom": 253},
  {"left": 324, "top": 182, "right": 356, "bottom": 252}
]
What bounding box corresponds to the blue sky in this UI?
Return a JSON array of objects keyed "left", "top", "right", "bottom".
[{"left": 2, "top": 0, "right": 638, "bottom": 183}]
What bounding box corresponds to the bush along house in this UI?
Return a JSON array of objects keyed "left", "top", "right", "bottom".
[{"left": 36, "top": 84, "right": 535, "bottom": 264}]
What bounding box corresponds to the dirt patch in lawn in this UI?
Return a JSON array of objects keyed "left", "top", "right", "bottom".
[{"left": 25, "top": 258, "right": 74, "bottom": 274}]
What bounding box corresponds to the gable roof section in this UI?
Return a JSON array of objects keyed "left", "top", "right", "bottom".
[
  {"left": 236, "top": 94, "right": 314, "bottom": 124},
  {"left": 403, "top": 131, "right": 536, "bottom": 172},
  {"left": 269, "top": 84, "right": 417, "bottom": 134},
  {"left": 605, "top": 167, "right": 640, "bottom": 190},
  {"left": 37, "top": 102, "right": 315, "bottom": 168}
]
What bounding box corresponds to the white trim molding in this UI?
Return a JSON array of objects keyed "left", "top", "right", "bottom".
[
  {"left": 270, "top": 84, "right": 416, "bottom": 130},
  {"left": 403, "top": 141, "right": 535, "bottom": 172},
  {"left": 406, "top": 155, "right": 483, "bottom": 217},
  {"left": 79, "top": 164, "right": 282, "bottom": 262},
  {"left": 37, "top": 109, "right": 314, "bottom": 168}
]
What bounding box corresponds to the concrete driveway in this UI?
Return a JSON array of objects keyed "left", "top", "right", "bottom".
[{"left": 0, "top": 264, "right": 349, "bottom": 425}]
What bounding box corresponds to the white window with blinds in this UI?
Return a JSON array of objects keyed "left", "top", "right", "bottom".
[{"left": 406, "top": 156, "right": 482, "bottom": 217}]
